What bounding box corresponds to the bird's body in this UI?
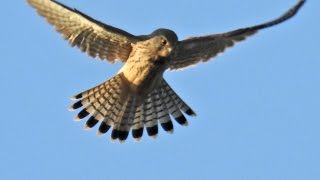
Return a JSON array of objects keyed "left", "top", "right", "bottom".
[
  {"left": 27, "top": 0, "right": 305, "bottom": 142},
  {"left": 119, "top": 29, "right": 178, "bottom": 98},
  {"left": 120, "top": 39, "right": 167, "bottom": 96}
]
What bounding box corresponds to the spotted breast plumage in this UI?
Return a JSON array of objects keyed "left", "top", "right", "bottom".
[{"left": 27, "top": 0, "right": 305, "bottom": 142}]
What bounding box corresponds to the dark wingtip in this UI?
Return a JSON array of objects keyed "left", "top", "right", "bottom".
[
  {"left": 76, "top": 108, "right": 90, "bottom": 120},
  {"left": 146, "top": 126, "right": 158, "bottom": 137},
  {"left": 98, "top": 122, "right": 111, "bottom": 135},
  {"left": 160, "top": 120, "right": 174, "bottom": 133},
  {"left": 288, "top": 0, "right": 306, "bottom": 18},
  {"left": 185, "top": 108, "right": 196, "bottom": 116},
  {"left": 132, "top": 128, "right": 144, "bottom": 140},
  {"left": 69, "top": 100, "right": 83, "bottom": 111},
  {"left": 175, "top": 115, "right": 188, "bottom": 126},
  {"left": 227, "top": 0, "right": 306, "bottom": 38},
  {"left": 297, "top": 0, "right": 306, "bottom": 9},
  {"left": 118, "top": 131, "right": 129, "bottom": 142},
  {"left": 258, "top": 0, "right": 306, "bottom": 29},
  {"left": 71, "top": 93, "right": 83, "bottom": 100},
  {"left": 111, "top": 129, "right": 119, "bottom": 140},
  {"left": 85, "top": 116, "right": 99, "bottom": 128}
]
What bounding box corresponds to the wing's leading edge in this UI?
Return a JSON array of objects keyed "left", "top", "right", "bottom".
[{"left": 170, "top": 0, "right": 305, "bottom": 70}]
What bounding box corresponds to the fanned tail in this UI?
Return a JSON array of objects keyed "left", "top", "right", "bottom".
[{"left": 69, "top": 76, "right": 196, "bottom": 143}]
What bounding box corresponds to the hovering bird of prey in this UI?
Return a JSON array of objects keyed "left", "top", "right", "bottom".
[{"left": 27, "top": 0, "right": 305, "bottom": 142}]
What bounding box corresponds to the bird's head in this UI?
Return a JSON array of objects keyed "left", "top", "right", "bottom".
[{"left": 150, "top": 28, "right": 178, "bottom": 58}]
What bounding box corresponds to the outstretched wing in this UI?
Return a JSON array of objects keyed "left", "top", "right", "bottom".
[
  {"left": 170, "top": 0, "right": 305, "bottom": 70},
  {"left": 27, "top": 0, "right": 143, "bottom": 63}
]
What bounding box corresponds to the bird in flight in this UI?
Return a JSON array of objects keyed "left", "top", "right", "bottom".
[{"left": 27, "top": 0, "right": 305, "bottom": 142}]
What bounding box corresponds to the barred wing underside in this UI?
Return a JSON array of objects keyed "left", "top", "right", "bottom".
[
  {"left": 170, "top": 0, "right": 305, "bottom": 70},
  {"left": 28, "top": 0, "right": 143, "bottom": 62}
]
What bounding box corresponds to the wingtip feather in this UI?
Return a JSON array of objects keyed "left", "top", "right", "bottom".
[
  {"left": 167, "top": 129, "right": 174, "bottom": 134},
  {"left": 185, "top": 108, "right": 197, "bottom": 117},
  {"left": 74, "top": 116, "right": 82, "bottom": 122},
  {"left": 182, "top": 121, "right": 189, "bottom": 127},
  {"left": 133, "top": 137, "right": 142, "bottom": 142},
  {"left": 71, "top": 93, "right": 83, "bottom": 100},
  {"left": 68, "top": 106, "right": 75, "bottom": 112},
  {"left": 97, "top": 131, "right": 104, "bottom": 137},
  {"left": 149, "top": 134, "right": 158, "bottom": 139},
  {"left": 83, "top": 124, "right": 91, "bottom": 131}
]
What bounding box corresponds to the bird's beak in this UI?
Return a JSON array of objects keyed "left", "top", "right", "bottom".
[{"left": 167, "top": 47, "right": 172, "bottom": 53}]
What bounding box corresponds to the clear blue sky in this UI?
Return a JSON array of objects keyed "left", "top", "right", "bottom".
[{"left": 2, "top": 0, "right": 319, "bottom": 179}]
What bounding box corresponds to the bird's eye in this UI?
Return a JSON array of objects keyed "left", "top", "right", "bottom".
[{"left": 161, "top": 39, "right": 167, "bottom": 46}]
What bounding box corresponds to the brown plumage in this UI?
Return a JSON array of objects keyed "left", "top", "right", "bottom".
[{"left": 27, "top": 0, "right": 305, "bottom": 142}]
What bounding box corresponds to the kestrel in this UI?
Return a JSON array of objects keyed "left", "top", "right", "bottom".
[{"left": 28, "top": 0, "right": 305, "bottom": 142}]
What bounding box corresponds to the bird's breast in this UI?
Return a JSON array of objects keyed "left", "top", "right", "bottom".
[{"left": 117, "top": 55, "right": 168, "bottom": 97}]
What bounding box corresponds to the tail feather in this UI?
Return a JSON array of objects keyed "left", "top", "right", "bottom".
[
  {"left": 154, "top": 89, "right": 173, "bottom": 133},
  {"left": 111, "top": 96, "right": 136, "bottom": 142},
  {"left": 85, "top": 97, "right": 110, "bottom": 133},
  {"left": 118, "top": 96, "right": 137, "bottom": 140},
  {"left": 131, "top": 104, "right": 144, "bottom": 141},
  {"left": 107, "top": 96, "right": 126, "bottom": 140},
  {"left": 162, "top": 80, "right": 196, "bottom": 116},
  {"left": 144, "top": 95, "right": 158, "bottom": 138},
  {"left": 111, "top": 98, "right": 129, "bottom": 141},
  {"left": 70, "top": 76, "right": 196, "bottom": 143},
  {"left": 96, "top": 105, "right": 115, "bottom": 136},
  {"left": 160, "top": 81, "right": 188, "bottom": 126},
  {"left": 98, "top": 121, "right": 111, "bottom": 135},
  {"left": 84, "top": 116, "right": 99, "bottom": 129}
]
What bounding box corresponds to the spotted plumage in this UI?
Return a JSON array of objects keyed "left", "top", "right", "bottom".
[{"left": 27, "top": 0, "right": 305, "bottom": 142}]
